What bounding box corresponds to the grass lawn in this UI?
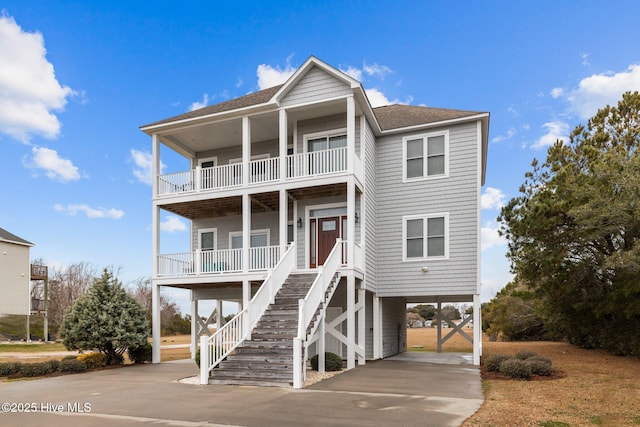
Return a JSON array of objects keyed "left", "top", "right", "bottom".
[{"left": 0, "top": 342, "right": 67, "bottom": 353}]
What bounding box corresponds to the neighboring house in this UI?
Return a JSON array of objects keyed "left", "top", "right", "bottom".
[
  {"left": 141, "top": 56, "right": 489, "bottom": 387},
  {"left": 0, "top": 227, "right": 34, "bottom": 316}
]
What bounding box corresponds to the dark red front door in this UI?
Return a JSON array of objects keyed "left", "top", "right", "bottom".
[{"left": 310, "top": 216, "right": 339, "bottom": 268}]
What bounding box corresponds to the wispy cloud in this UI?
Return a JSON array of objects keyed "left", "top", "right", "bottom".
[
  {"left": 130, "top": 149, "right": 164, "bottom": 185},
  {"left": 26, "top": 146, "right": 80, "bottom": 182},
  {"left": 188, "top": 93, "right": 209, "bottom": 111},
  {"left": 481, "top": 221, "right": 507, "bottom": 251},
  {"left": 54, "top": 203, "right": 124, "bottom": 219},
  {"left": 161, "top": 215, "right": 187, "bottom": 232},
  {"left": 256, "top": 56, "right": 297, "bottom": 90},
  {"left": 0, "top": 15, "right": 75, "bottom": 142},
  {"left": 532, "top": 120, "right": 569, "bottom": 150},
  {"left": 362, "top": 61, "right": 393, "bottom": 79},
  {"left": 481, "top": 187, "right": 507, "bottom": 210},
  {"left": 491, "top": 127, "right": 517, "bottom": 143}
]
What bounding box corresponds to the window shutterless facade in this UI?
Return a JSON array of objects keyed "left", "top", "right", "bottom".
[
  {"left": 402, "top": 213, "right": 449, "bottom": 261},
  {"left": 402, "top": 130, "right": 449, "bottom": 181}
]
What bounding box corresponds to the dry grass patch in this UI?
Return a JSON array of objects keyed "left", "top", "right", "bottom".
[
  {"left": 462, "top": 338, "right": 640, "bottom": 427},
  {"left": 407, "top": 327, "right": 473, "bottom": 352}
]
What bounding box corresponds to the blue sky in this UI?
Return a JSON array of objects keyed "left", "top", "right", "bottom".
[{"left": 2, "top": 1, "right": 640, "bottom": 315}]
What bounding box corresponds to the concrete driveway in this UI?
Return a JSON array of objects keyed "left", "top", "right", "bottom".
[{"left": 0, "top": 353, "right": 483, "bottom": 426}]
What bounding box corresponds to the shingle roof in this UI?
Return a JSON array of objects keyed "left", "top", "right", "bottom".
[
  {"left": 0, "top": 227, "right": 33, "bottom": 246},
  {"left": 142, "top": 85, "right": 283, "bottom": 128},
  {"left": 373, "top": 104, "right": 485, "bottom": 131}
]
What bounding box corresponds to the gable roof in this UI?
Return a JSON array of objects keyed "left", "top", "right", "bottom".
[
  {"left": 373, "top": 104, "right": 486, "bottom": 131},
  {"left": 0, "top": 227, "right": 34, "bottom": 247}
]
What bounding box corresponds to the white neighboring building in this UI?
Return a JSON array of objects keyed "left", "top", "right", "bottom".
[{"left": 0, "top": 227, "right": 33, "bottom": 316}]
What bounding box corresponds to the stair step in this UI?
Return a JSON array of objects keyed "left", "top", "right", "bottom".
[
  {"left": 209, "top": 378, "right": 292, "bottom": 387},
  {"left": 212, "top": 369, "right": 292, "bottom": 380},
  {"left": 219, "top": 361, "right": 293, "bottom": 371}
]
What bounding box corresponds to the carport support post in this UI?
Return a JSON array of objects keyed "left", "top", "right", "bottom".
[
  {"left": 152, "top": 282, "right": 161, "bottom": 363},
  {"left": 216, "top": 299, "right": 223, "bottom": 328},
  {"left": 358, "top": 288, "right": 365, "bottom": 365},
  {"left": 473, "top": 294, "right": 481, "bottom": 365},
  {"left": 190, "top": 298, "right": 198, "bottom": 359},
  {"left": 436, "top": 299, "right": 442, "bottom": 353},
  {"left": 347, "top": 274, "right": 355, "bottom": 369}
]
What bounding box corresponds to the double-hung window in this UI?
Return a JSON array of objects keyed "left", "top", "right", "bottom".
[
  {"left": 403, "top": 214, "right": 448, "bottom": 260},
  {"left": 304, "top": 129, "right": 348, "bottom": 174},
  {"left": 403, "top": 131, "right": 448, "bottom": 181}
]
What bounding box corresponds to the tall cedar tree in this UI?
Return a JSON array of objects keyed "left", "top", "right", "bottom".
[
  {"left": 499, "top": 91, "right": 640, "bottom": 356},
  {"left": 60, "top": 269, "right": 150, "bottom": 364}
]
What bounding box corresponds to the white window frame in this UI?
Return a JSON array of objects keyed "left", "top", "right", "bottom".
[
  {"left": 198, "top": 228, "right": 218, "bottom": 251},
  {"left": 303, "top": 128, "right": 348, "bottom": 153},
  {"left": 228, "top": 153, "right": 270, "bottom": 164},
  {"left": 402, "top": 130, "right": 449, "bottom": 182},
  {"left": 402, "top": 213, "right": 449, "bottom": 261},
  {"left": 229, "top": 229, "right": 271, "bottom": 248}
]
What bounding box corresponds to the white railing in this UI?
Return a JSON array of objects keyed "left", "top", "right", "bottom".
[
  {"left": 249, "top": 246, "right": 280, "bottom": 271},
  {"left": 293, "top": 239, "right": 342, "bottom": 389},
  {"left": 287, "top": 147, "right": 347, "bottom": 179},
  {"left": 200, "top": 249, "right": 242, "bottom": 273},
  {"left": 249, "top": 157, "right": 279, "bottom": 184},
  {"left": 200, "top": 243, "right": 296, "bottom": 384},
  {"left": 157, "top": 247, "right": 280, "bottom": 276},
  {"left": 200, "top": 164, "right": 243, "bottom": 190},
  {"left": 157, "top": 170, "right": 195, "bottom": 195}
]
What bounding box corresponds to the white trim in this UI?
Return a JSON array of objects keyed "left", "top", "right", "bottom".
[
  {"left": 198, "top": 228, "right": 218, "bottom": 251},
  {"left": 228, "top": 229, "right": 271, "bottom": 248},
  {"left": 380, "top": 113, "right": 490, "bottom": 135},
  {"left": 304, "top": 202, "right": 347, "bottom": 269},
  {"left": 303, "top": 127, "right": 348, "bottom": 154},
  {"left": 476, "top": 120, "right": 483, "bottom": 295},
  {"left": 402, "top": 130, "right": 449, "bottom": 182},
  {"left": 402, "top": 213, "right": 449, "bottom": 261},
  {"left": 198, "top": 156, "right": 217, "bottom": 168}
]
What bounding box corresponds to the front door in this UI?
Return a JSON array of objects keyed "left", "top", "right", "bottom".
[{"left": 310, "top": 216, "right": 345, "bottom": 268}]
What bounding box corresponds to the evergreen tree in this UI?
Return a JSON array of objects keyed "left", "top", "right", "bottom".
[{"left": 60, "top": 269, "right": 150, "bottom": 364}]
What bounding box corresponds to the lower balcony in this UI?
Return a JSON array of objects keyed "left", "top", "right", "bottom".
[{"left": 157, "top": 246, "right": 280, "bottom": 277}]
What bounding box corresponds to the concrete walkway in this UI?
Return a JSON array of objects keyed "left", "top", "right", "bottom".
[{"left": 0, "top": 353, "right": 483, "bottom": 426}]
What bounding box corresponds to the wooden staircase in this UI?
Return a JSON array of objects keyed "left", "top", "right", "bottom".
[{"left": 210, "top": 272, "right": 318, "bottom": 387}]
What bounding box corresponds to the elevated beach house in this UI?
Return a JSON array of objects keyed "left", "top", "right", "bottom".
[{"left": 141, "top": 56, "right": 489, "bottom": 387}]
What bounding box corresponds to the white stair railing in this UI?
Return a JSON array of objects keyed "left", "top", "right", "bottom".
[
  {"left": 200, "top": 243, "right": 296, "bottom": 385},
  {"left": 293, "top": 239, "right": 342, "bottom": 389}
]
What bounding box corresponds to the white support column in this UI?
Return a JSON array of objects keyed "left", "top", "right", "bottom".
[
  {"left": 346, "top": 95, "right": 355, "bottom": 173},
  {"left": 279, "top": 109, "right": 287, "bottom": 181},
  {"left": 279, "top": 189, "right": 287, "bottom": 256},
  {"left": 151, "top": 134, "right": 160, "bottom": 198},
  {"left": 358, "top": 288, "right": 365, "bottom": 365},
  {"left": 347, "top": 179, "right": 356, "bottom": 267},
  {"left": 473, "top": 294, "right": 481, "bottom": 365},
  {"left": 151, "top": 283, "right": 161, "bottom": 363},
  {"left": 242, "top": 280, "right": 250, "bottom": 309},
  {"left": 242, "top": 193, "right": 251, "bottom": 274},
  {"left": 437, "top": 299, "right": 442, "bottom": 353},
  {"left": 242, "top": 116, "right": 251, "bottom": 187},
  {"left": 318, "top": 315, "right": 326, "bottom": 374},
  {"left": 216, "top": 299, "right": 223, "bottom": 328},
  {"left": 293, "top": 199, "right": 299, "bottom": 269},
  {"left": 373, "top": 295, "right": 381, "bottom": 359},
  {"left": 190, "top": 298, "right": 197, "bottom": 359},
  {"left": 347, "top": 274, "right": 355, "bottom": 369}
]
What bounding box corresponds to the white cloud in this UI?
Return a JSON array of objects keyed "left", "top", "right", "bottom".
[
  {"left": 362, "top": 62, "right": 393, "bottom": 79},
  {"left": 365, "top": 88, "right": 411, "bottom": 108},
  {"left": 0, "top": 15, "right": 74, "bottom": 142},
  {"left": 54, "top": 203, "right": 124, "bottom": 219},
  {"left": 567, "top": 64, "right": 640, "bottom": 120},
  {"left": 481, "top": 221, "right": 507, "bottom": 251},
  {"left": 481, "top": 187, "right": 506, "bottom": 210},
  {"left": 256, "top": 61, "right": 296, "bottom": 90},
  {"left": 550, "top": 87, "right": 564, "bottom": 98},
  {"left": 188, "top": 93, "right": 209, "bottom": 111},
  {"left": 532, "top": 120, "right": 569, "bottom": 150},
  {"left": 580, "top": 52, "right": 591, "bottom": 67},
  {"left": 161, "top": 215, "right": 187, "bottom": 232},
  {"left": 27, "top": 146, "right": 80, "bottom": 182},
  {"left": 491, "top": 127, "right": 517, "bottom": 143},
  {"left": 341, "top": 66, "right": 362, "bottom": 82},
  {"left": 130, "top": 149, "right": 164, "bottom": 185}
]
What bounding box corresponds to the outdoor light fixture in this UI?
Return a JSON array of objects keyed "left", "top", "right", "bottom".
[
  {"left": 297, "top": 218, "right": 303, "bottom": 228},
  {"left": 421, "top": 267, "right": 430, "bottom": 272}
]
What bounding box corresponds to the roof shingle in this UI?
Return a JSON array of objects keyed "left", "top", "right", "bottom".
[{"left": 0, "top": 227, "right": 33, "bottom": 246}]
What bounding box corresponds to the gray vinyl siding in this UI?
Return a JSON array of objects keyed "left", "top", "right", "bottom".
[
  {"left": 381, "top": 297, "right": 407, "bottom": 357},
  {"left": 280, "top": 66, "right": 351, "bottom": 108},
  {"left": 195, "top": 139, "right": 278, "bottom": 166},
  {"left": 375, "top": 121, "right": 479, "bottom": 298},
  {"left": 363, "top": 119, "right": 377, "bottom": 292}
]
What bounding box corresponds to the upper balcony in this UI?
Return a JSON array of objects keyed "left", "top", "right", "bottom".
[{"left": 156, "top": 147, "right": 363, "bottom": 197}]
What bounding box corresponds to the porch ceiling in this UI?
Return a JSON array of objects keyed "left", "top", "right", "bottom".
[{"left": 288, "top": 183, "right": 346, "bottom": 200}]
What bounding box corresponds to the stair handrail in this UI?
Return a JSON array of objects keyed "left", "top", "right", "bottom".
[
  {"left": 293, "top": 239, "right": 342, "bottom": 388},
  {"left": 200, "top": 243, "right": 296, "bottom": 385}
]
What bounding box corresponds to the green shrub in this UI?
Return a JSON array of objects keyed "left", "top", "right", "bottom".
[
  {"left": 18, "top": 362, "right": 56, "bottom": 377},
  {"left": 128, "top": 342, "right": 152, "bottom": 364},
  {"left": 59, "top": 358, "right": 87, "bottom": 373},
  {"left": 77, "top": 352, "right": 107, "bottom": 369},
  {"left": 499, "top": 358, "right": 532, "bottom": 380},
  {"left": 485, "top": 354, "right": 511, "bottom": 372},
  {"left": 515, "top": 350, "right": 538, "bottom": 360},
  {"left": 45, "top": 360, "right": 60, "bottom": 372},
  {"left": 62, "top": 355, "right": 78, "bottom": 361},
  {"left": 310, "top": 352, "right": 343, "bottom": 372},
  {"left": 0, "top": 362, "right": 22, "bottom": 376},
  {"left": 527, "top": 357, "right": 553, "bottom": 376}
]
